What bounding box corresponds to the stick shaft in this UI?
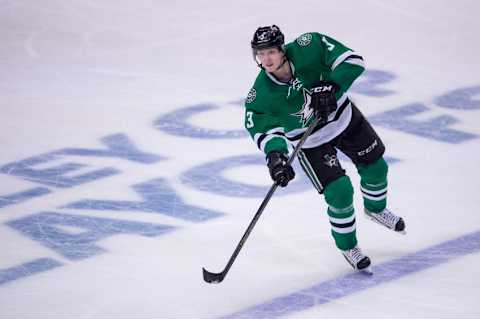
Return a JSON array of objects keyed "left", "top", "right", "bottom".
[{"left": 203, "top": 117, "right": 323, "bottom": 283}]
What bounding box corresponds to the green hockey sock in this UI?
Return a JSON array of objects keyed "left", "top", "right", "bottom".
[
  {"left": 357, "top": 157, "right": 388, "bottom": 213},
  {"left": 324, "top": 176, "right": 357, "bottom": 250},
  {"left": 327, "top": 205, "right": 357, "bottom": 250}
]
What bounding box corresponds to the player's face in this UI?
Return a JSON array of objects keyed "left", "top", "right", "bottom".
[{"left": 256, "top": 47, "right": 284, "bottom": 73}]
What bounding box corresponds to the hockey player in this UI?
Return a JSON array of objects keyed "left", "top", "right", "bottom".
[{"left": 244, "top": 25, "right": 406, "bottom": 272}]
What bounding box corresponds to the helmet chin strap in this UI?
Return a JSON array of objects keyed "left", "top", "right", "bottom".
[{"left": 275, "top": 56, "right": 288, "bottom": 71}]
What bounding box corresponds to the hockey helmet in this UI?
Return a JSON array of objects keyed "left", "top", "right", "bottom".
[
  {"left": 251, "top": 25, "right": 285, "bottom": 67},
  {"left": 251, "top": 25, "right": 285, "bottom": 51}
]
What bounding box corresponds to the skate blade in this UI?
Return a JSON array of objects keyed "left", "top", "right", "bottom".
[{"left": 359, "top": 266, "right": 373, "bottom": 275}]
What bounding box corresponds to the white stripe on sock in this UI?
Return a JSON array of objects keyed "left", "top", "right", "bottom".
[
  {"left": 329, "top": 214, "right": 355, "bottom": 224},
  {"left": 331, "top": 224, "right": 356, "bottom": 234}
]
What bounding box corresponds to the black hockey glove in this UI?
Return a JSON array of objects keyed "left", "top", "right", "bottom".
[
  {"left": 310, "top": 80, "right": 339, "bottom": 121},
  {"left": 267, "top": 151, "right": 295, "bottom": 187}
]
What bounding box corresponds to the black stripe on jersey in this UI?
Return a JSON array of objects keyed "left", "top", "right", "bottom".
[
  {"left": 330, "top": 218, "right": 356, "bottom": 228},
  {"left": 345, "top": 55, "right": 364, "bottom": 61},
  {"left": 286, "top": 99, "right": 350, "bottom": 142},
  {"left": 361, "top": 190, "right": 387, "bottom": 198},
  {"left": 257, "top": 134, "right": 267, "bottom": 149},
  {"left": 257, "top": 132, "right": 285, "bottom": 149}
]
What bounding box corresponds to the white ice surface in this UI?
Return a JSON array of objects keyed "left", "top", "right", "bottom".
[{"left": 1, "top": 0, "right": 480, "bottom": 318}]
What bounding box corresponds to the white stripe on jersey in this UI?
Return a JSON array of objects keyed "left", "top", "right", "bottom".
[
  {"left": 301, "top": 102, "right": 352, "bottom": 149},
  {"left": 285, "top": 94, "right": 349, "bottom": 139},
  {"left": 345, "top": 58, "right": 365, "bottom": 68},
  {"left": 254, "top": 127, "right": 286, "bottom": 153},
  {"left": 253, "top": 127, "right": 284, "bottom": 145},
  {"left": 259, "top": 134, "right": 281, "bottom": 153},
  {"left": 331, "top": 51, "right": 355, "bottom": 70},
  {"left": 331, "top": 51, "right": 365, "bottom": 71}
]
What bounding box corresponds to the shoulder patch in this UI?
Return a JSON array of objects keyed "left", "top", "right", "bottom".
[
  {"left": 246, "top": 88, "right": 256, "bottom": 104},
  {"left": 296, "top": 33, "right": 313, "bottom": 46}
]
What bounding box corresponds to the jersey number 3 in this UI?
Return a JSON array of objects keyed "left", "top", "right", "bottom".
[{"left": 246, "top": 111, "right": 254, "bottom": 128}]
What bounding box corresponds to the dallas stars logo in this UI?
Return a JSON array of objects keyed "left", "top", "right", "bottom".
[{"left": 292, "top": 88, "right": 315, "bottom": 126}]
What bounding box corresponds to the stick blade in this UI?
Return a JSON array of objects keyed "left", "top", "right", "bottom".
[{"left": 202, "top": 267, "right": 224, "bottom": 284}]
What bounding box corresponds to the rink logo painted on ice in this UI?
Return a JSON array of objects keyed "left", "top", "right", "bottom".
[
  {"left": 221, "top": 229, "right": 480, "bottom": 319},
  {"left": 1, "top": 69, "right": 479, "bottom": 286},
  {"left": 0, "top": 135, "right": 223, "bottom": 286},
  {"left": 154, "top": 72, "right": 480, "bottom": 143}
]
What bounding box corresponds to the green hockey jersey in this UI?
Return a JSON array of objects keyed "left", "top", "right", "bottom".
[{"left": 244, "top": 32, "right": 365, "bottom": 155}]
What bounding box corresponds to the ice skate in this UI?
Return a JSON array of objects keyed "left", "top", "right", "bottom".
[
  {"left": 341, "top": 246, "right": 372, "bottom": 274},
  {"left": 365, "top": 208, "right": 406, "bottom": 234}
]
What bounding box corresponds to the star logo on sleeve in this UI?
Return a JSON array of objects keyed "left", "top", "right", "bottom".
[{"left": 292, "top": 88, "right": 315, "bottom": 126}]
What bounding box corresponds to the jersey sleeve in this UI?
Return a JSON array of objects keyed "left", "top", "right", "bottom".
[
  {"left": 312, "top": 33, "right": 365, "bottom": 97},
  {"left": 244, "top": 88, "right": 289, "bottom": 156}
]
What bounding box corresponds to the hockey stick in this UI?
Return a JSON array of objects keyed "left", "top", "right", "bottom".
[{"left": 202, "top": 116, "right": 324, "bottom": 284}]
